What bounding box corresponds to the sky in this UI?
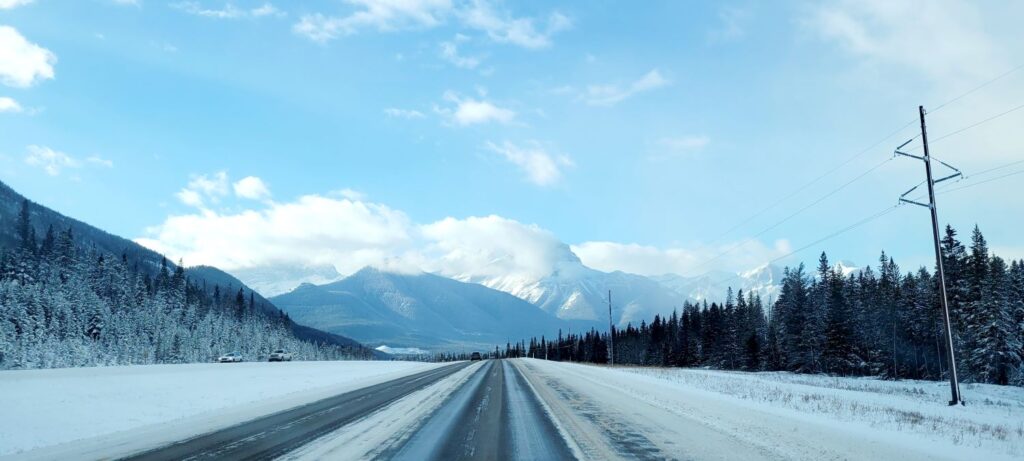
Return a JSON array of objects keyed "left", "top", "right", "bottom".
[{"left": 2, "top": 0, "right": 1024, "bottom": 283}]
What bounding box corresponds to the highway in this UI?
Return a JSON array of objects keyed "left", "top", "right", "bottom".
[
  {"left": 387, "top": 360, "right": 575, "bottom": 461},
  {"left": 123, "top": 362, "right": 474, "bottom": 461},
  {"left": 122, "top": 360, "right": 576, "bottom": 461},
  {"left": 115, "top": 358, "right": 943, "bottom": 461}
]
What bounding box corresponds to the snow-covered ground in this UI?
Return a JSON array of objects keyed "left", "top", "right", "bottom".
[
  {"left": 375, "top": 345, "right": 432, "bottom": 356},
  {"left": 519, "top": 359, "right": 1024, "bottom": 460},
  {"left": 0, "top": 360, "right": 446, "bottom": 459}
]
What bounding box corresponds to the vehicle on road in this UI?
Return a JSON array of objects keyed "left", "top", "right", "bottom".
[
  {"left": 470, "top": 352, "right": 482, "bottom": 361},
  {"left": 217, "top": 352, "right": 243, "bottom": 363},
  {"left": 269, "top": 350, "right": 292, "bottom": 362}
]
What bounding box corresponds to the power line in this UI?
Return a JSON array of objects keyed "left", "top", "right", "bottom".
[
  {"left": 766, "top": 205, "right": 901, "bottom": 267},
  {"left": 706, "top": 63, "right": 1023, "bottom": 245},
  {"left": 708, "top": 120, "right": 917, "bottom": 243},
  {"left": 692, "top": 156, "right": 895, "bottom": 271},
  {"left": 930, "top": 63, "right": 1024, "bottom": 113},
  {"left": 909, "top": 102, "right": 1024, "bottom": 151},
  {"left": 699, "top": 159, "right": 1024, "bottom": 294},
  {"left": 907, "top": 157, "right": 1024, "bottom": 201},
  {"left": 939, "top": 168, "right": 1024, "bottom": 194},
  {"left": 704, "top": 160, "right": 1024, "bottom": 294},
  {"left": 966, "top": 158, "right": 1024, "bottom": 178},
  {"left": 931, "top": 102, "right": 1024, "bottom": 144},
  {"left": 700, "top": 159, "right": 1024, "bottom": 294},
  {"left": 699, "top": 205, "right": 903, "bottom": 293},
  {"left": 685, "top": 66, "right": 1024, "bottom": 283}
]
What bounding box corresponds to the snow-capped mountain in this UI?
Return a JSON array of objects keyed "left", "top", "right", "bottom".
[
  {"left": 834, "top": 260, "right": 860, "bottom": 277},
  {"left": 452, "top": 247, "right": 690, "bottom": 327},
  {"left": 262, "top": 240, "right": 791, "bottom": 343},
  {"left": 652, "top": 263, "right": 785, "bottom": 304},
  {"left": 232, "top": 263, "right": 342, "bottom": 297},
  {"left": 270, "top": 267, "right": 566, "bottom": 351}
]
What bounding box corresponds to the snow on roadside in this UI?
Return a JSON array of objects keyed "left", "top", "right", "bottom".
[
  {"left": 521, "top": 359, "right": 1024, "bottom": 460},
  {"left": 615, "top": 367, "right": 1024, "bottom": 456},
  {"left": 0, "top": 360, "right": 446, "bottom": 459}
]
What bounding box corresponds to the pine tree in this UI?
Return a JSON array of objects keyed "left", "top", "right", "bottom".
[
  {"left": 1010, "top": 260, "right": 1024, "bottom": 385},
  {"left": 17, "top": 199, "right": 32, "bottom": 252},
  {"left": 962, "top": 225, "right": 991, "bottom": 380},
  {"left": 967, "top": 257, "right": 1021, "bottom": 384}
]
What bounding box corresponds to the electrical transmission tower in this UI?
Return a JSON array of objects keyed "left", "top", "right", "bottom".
[{"left": 894, "top": 105, "right": 964, "bottom": 406}]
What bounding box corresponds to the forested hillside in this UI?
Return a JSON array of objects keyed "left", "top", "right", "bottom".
[
  {"left": 0, "top": 194, "right": 375, "bottom": 369},
  {"left": 517, "top": 225, "right": 1024, "bottom": 386}
]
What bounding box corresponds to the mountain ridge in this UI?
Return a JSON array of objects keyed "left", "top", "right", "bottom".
[
  {"left": 0, "top": 180, "right": 369, "bottom": 352},
  {"left": 271, "top": 267, "right": 568, "bottom": 351}
]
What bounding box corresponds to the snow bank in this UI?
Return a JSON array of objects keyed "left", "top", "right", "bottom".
[
  {"left": 614, "top": 367, "right": 1024, "bottom": 456},
  {"left": 0, "top": 360, "right": 445, "bottom": 459},
  {"left": 519, "top": 359, "right": 1024, "bottom": 460},
  {"left": 375, "top": 345, "right": 431, "bottom": 356}
]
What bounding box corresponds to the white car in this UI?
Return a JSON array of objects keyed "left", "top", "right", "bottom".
[
  {"left": 218, "top": 352, "right": 243, "bottom": 363},
  {"left": 269, "top": 350, "right": 292, "bottom": 362}
]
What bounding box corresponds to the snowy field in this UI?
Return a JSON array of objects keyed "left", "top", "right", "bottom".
[
  {"left": 520, "top": 359, "right": 1024, "bottom": 460},
  {"left": 0, "top": 360, "right": 446, "bottom": 459}
]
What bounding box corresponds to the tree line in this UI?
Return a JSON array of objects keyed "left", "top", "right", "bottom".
[
  {"left": 0, "top": 200, "right": 373, "bottom": 369},
  {"left": 517, "top": 225, "right": 1024, "bottom": 386}
]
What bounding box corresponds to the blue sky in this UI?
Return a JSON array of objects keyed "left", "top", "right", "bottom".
[{"left": 2, "top": 0, "right": 1024, "bottom": 281}]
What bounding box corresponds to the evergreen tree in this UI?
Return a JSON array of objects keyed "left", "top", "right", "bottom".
[{"left": 966, "top": 257, "right": 1021, "bottom": 384}]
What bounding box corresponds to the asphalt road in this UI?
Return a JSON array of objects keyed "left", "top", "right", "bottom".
[
  {"left": 120, "top": 359, "right": 574, "bottom": 461},
  {"left": 388, "top": 359, "right": 575, "bottom": 461},
  {"left": 121, "top": 361, "right": 472, "bottom": 461}
]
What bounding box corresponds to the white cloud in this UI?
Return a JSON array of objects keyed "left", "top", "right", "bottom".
[
  {"left": 176, "top": 171, "right": 229, "bottom": 208},
  {"left": 292, "top": 0, "right": 570, "bottom": 48},
  {"left": 137, "top": 193, "right": 415, "bottom": 273},
  {"left": 333, "top": 188, "right": 367, "bottom": 201},
  {"left": 581, "top": 69, "right": 670, "bottom": 106},
  {"left": 233, "top": 175, "right": 271, "bottom": 200},
  {"left": 110, "top": 0, "right": 140, "bottom": 6},
  {"left": 439, "top": 40, "right": 481, "bottom": 69},
  {"left": 571, "top": 239, "right": 793, "bottom": 277},
  {"left": 86, "top": 155, "right": 114, "bottom": 168},
  {"left": 138, "top": 176, "right": 791, "bottom": 287},
  {"left": 250, "top": 3, "right": 282, "bottom": 17},
  {"left": 660, "top": 135, "right": 710, "bottom": 151},
  {"left": 458, "top": 0, "right": 571, "bottom": 49},
  {"left": 486, "top": 140, "right": 572, "bottom": 186},
  {"left": 651, "top": 135, "right": 711, "bottom": 161},
  {"left": 436, "top": 91, "right": 515, "bottom": 125},
  {"left": 0, "top": 0, "right": 33, "bottom": 9},
  {"left": 0, "top": 26, "right": 57, "bottom": 88},
  {"left": 24, "top": 145, "right": 80, "bottom": 176},
  {"left": 420, "top": 215, "right": 569, "bottom": 280},
  {"left": 0, "top": 96, "right": 22, "bottom": 113},
  {"left": 172, "top": 1, "right": 284, "bottom": 19},
  {"left": 708, "top": 6, "right": 751, "bottom": 42},
  {"left": 139, "top": 187, "right": 569, "bottom": 282},
  {"left": 805, "top": 0, "right": 1024, "bottom": 167},
  {"left": 384, "top": 107, "right": 425, "bottom": 119},
  {"left": 807, "top": 0, "right": 999, "bottom": 87},
  {"left": 293, "top": 0, "right": 453, "bottom": 43}
]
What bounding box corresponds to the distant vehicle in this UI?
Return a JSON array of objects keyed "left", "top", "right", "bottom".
[
  {"left": 470, "top": 352, "right": 482, "bottom": 361},
  {"left": 269, "top": 350, "right": 292, "bottom": 362},
  {"left": 218, "top": 352, "right": 243, "bottom": 363}
]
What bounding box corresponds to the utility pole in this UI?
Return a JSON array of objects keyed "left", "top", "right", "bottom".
[
  {"left": 895, "top": 105, "right": 964, "bottom": 406},
  {"left": 608, "top": 290, "right": 615, "bottom": 366}
]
